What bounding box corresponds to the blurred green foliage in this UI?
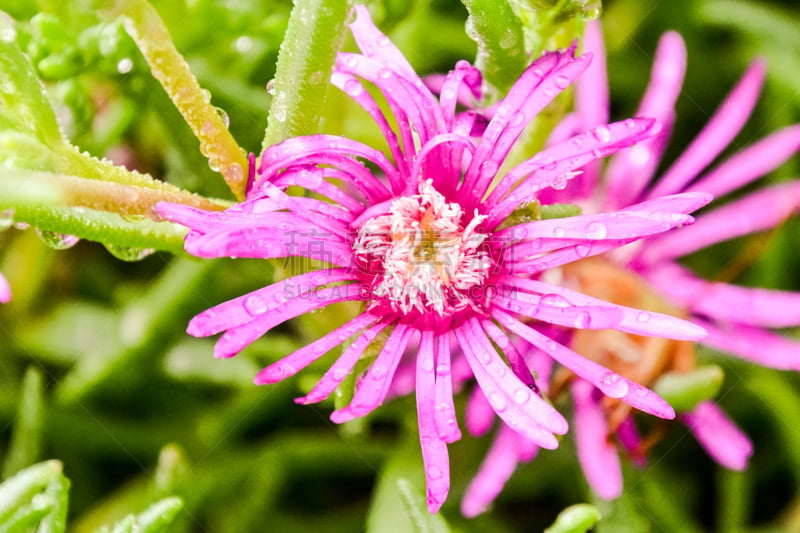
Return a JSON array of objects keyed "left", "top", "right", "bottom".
[{"left": 0, "top": 0, "right": 797, "bottom": 532}]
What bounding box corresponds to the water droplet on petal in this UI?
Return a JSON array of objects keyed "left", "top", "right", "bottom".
[
  {"left": 488, "top": 391, "right": 508, "bottom": 412},
  {"left": 634, "top": 385, "right": 649, "bottom": 397},
  {"left": 637, "top": 311, "right": 651, "bottom": 323},
  {"left": 508, "top": 111, "right": 525, "bottom": 127},
  {"left": 554, "top": 75, "right": 570, "bottom": 89},
  {"left": 422, "top": 357, "right": 434, "bottom": 372},
  {"left": 376, "top": 34, "right": 391, "bottom": 48},
  {"left": 553, "top": 227, "right": 566, "bottom": 238},
  {"left": 551, "top": 175, "right": 568, "bottom": 190},
  {"left": 36, "top": 229, "right": 79, "bottom": 250},
  {"left": 427, "top": 466, "right": 443, "bottom": 480},
  {"left": 593, "top": 125, "right": 611, "bottom": 143},
  {"left": 585, "top": 221, "right": 608, "bottom": 239},
  {"left": 435, "top": 364, "right": 450, "bottom": 376},
  {"left": 513, "top": 388, "right": 531, "bottom": 404},
  {"left": 343, "top": 78, "right": 362, "bottom": 96},
  {"left": 378, "top": 68, "right": 392, "bottom": 79},
  {"left": 541, "top": 293, "right": 570, "bottom": 307},
  {"left": 479, "top": 160, "right": 498, "bottom": 179},
  {"left": 575, "top": 243, "right": 591, "bottom": 257},
  {"left": 574, "top": 311, "right": 591, "bottom": 329},
  {"left": 244, "top": 294, "right": 269, "bottom": 315},
  {"left": 600, "top": 372, "right": 629, "bottom": 398}
]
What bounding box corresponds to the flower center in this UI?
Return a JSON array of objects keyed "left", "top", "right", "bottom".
[{"left": 353, "top": 180, "right": 492, "bottom": 316}]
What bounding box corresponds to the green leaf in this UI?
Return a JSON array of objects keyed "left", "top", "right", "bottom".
[
  {"left": 2, "top": 367, "right": 45, "bottom": 478},
  {"left": 544, "top": 503, "right": 602, "bottom": 533},
  {"left": 460, "top": 0, "right": 527, "bottom": 93},
  {"left": 0, "top": 461, "right": 63, "bottom": 525},
  {"left": 262, "top": 0, "right": 354, "bottom": 150},
  {"left": 653, "top": 366, "right": 724, "bottom": 413}
]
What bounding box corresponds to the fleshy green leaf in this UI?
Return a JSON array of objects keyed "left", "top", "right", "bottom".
[
  {"left": 261, "top": 0, "right": 354, "bottom": 150},
  {"left": 2, "top": 367, "right": 45, "bottom": 478},
  {"left": 544, "top": 503, "right": 602, "bottom": 533}
]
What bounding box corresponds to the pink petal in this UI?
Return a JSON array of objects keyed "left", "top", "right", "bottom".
[
  {"left": 432, "top": 333, "right": 461, "bottom": 443},
  {"left": 0, "top": 273, "right": 9, "bottom": 303},
  {"left": 681, "top": 401, "right": 753, "bottom": 470},
  {"left": 502, "top": 277, "right": 707, "bottom": 340},
  {"left": 639, "top": 181, "right": 800, "bottom": 264},
  {"left": 349, "top": 5, "right": 421, "bottom": 84},
  {"left": 330, "top": 324, "right": 415, "bottom": 422},
  {"left": 296, "top": 319, "right": 395, "bottom": 404},
  {"left": 272, "top": 166, "right": 366, "bottom": 213},
  {"left": 213, "top": 284, "right": 364, "bottom": 359},
  {"left": 616, "top": 417, "right": 647, "bottom": 468},
  {"left": 465, "top": 385, "right": 496, "bottom": 437},
  {"left": 494, "top": 310, "right": 676, "bottom": 419},
  {"left": 645, "top": 263, "right": 800, "bottom": 328},
  {"left": 455, "top": 319, "right": 568, "bottom": 447},
  {"left": 463, "top": 46, "right": 592, "bottom": 204},
  {"left": 416, "top": 331, "right": 451, "bottom": 513},
  {"left": 254, "top": 312, "right": 380, "bottom": 384},
  {"left": 572, "top": 379, "right": 623, "bottom": 499},
  {"left": 606, "top": 31, "right": 687, "bottom": 208},
  {"left": 648, "top": 60, "right": 766, "bottom": 199},
  {"left": 693, "top": 317, "right": 800, "bottom": 371},
  {"left": 485, "top": 118, "right": 659, "bottom": 226},
  {"left": 188, "top": 269, "right": 357, "bottom": 336},
  {"left": 461, "top": 425, "right": 538, "bottom": 517},
  {"left": 688, "top": 124, "right": 800, "bottom": 198}
]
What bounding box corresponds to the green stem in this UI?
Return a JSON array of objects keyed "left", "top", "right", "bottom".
[
  {"left": 262, "top": 0, "right": 354, "bottom": 150},
  {"left": 103, "top": 0, "right": 249, "bottom": 199}
]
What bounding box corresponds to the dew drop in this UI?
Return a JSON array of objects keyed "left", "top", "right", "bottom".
[
  {"left": 343, "top": 78, "right": 362, "bottom": 96},
  {"left": 265, "top": 79, "right": 276, "bottom": 95},
  {"left": 370, "top": 364, "right": 387, "bottom": 380},
  {"left": 422, "top": 357, "right": 434, "bottom": 372},
  {"left": 574, "top": 311, "right": 591, "bottom": 329},
  {"left": 541, "top": 293, "right": 570, "bottom": 307},
  {"left": 116, "top": 57, "right": 133, "bottom": 74},
  {"left": 600, "top": 372, "right": 629, "bottom": 398},
  {"left": 376, "top": 34, "right": 391, "bottom": 48},
  {"left": 378, "top": 68, "right": 392, "bottom": 79},
  {"left": 215, "top": 106, "right": 230, "bottom": 128},
  {"left": 554, "top": 75, "right": 570, "bottom": 89},
  {"left": 575, "top": 243, "right": 591, "bottom": 258},
  {"left": 636, "top": 311, "right": 651, "bottom": 323},
  {"left": 344, "top": 54, "right": 359, "bottom": 68},
  {"left": 36, "top": 229, "right": 79, "bottom": 250},
  {"left": 508, "top": 111, "right": 525, "bottom": 127},
  {"left": 513, "top": 388, "right": 531, "bottom": 404},
  {"left": 105, "top": 244, "right": 155, "bottom": 262},
  {"left": 479, "top": 160, "right": 498, "bottom": 179},
  {"left": 234, "top": 35, "right": 253, "bottom": 53},
  {"left": 435, "top": 364, "right": 450, "bottom": 376},
  {"left": 585, "top": 221, "right": 608, "bottom": 239},
  {"left": 553, "top": 227, "right": 566, "bottom": 238},
  {"left": 593, "top": 125, "right": 611, "bottom": 143},
  {"left": 244, "top": 294, "right": 269, "bottom": 315},
  {"left": 333, "top": 368, "right": 347, "bottom": 381},
  {"left": 551, "top": 175, "right": 568, "bottom": 190},
  {"left": 427, "top": 466, "right": 443, "bottom": 480},
  {"left": 488, "top": 391, "right": 508, "bottom": 412},
  {"left": 634, "top": 385, "right": 649, "bottom": 397}
]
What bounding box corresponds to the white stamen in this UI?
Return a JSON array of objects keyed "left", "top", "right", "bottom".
[{"left": 354, "top": 180, "right": 491, "bottom": 315}]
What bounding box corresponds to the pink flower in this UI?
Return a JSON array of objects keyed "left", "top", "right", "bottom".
[
  {"left": 0, "top": 273, "right": 9, "bottom": 303},
  {"left": 156, "top": 7, "right": 709, "bottom": 513},
  {"left": 462, "top": 23, "right": 799, "bottom": 514}
]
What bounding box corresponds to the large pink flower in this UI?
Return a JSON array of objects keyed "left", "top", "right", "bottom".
[
  {"left": 462, "top": 22, "right": 800, "bottom": 515},
  {"left": 156, "top": 7, "right": 709, "bottom": 513}
]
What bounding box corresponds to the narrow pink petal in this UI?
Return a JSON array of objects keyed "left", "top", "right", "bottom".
[
  {"left": 688, "top": 124, "right": 800, "bottom": 198},
  {"left": 572, "top": 379, "right": 623, "bottom": 499},
  {"left": 461, "top": 425, "right": 538, "bottom": 517},
  {"left": 296, "top": 319, "right": 395, "bottom": 404},
  {"left": 485, "top": 118, "right": 659, "bottom": 226},
  {"left": 330, "top": 324, "right": 415, "bottom": 422},
  {"left": 616, "top": 417, "right": 647, "bottom": 468},
  {"left": 681, "top": 401, "right": 753, "bottom": 470},
  {"left": 439, "top": 60, "right": 482, "bottom": 128},
  {"left": 272, "top": 166, "right": 365, "bottom": 213},
  {"left": 188, "top": 269, "right": 357, "bottom": 336},
  {"left": 693, "top": 317, "right": 800, "bottom": 371},
  {"left": 509, "top": 240, "right": 632, "bottom": 275},
  {"left": 648, "top": 60, "right": 766, "bottom": 198},
  {"left": 349, "top": 5, "right": 420, "bottom": 83},
  {"left": 331, "top": 70, "right": 407, "bottom": 175},
  {"left": 213, "top": 284, "right": 364, "bottom": 359},
  {"left": 502, "top": 277, "right": 707, "bottom": 340},
  {"left": 645, "top": 263, "right": 800, "bottom": 328},
  {"left": 606, "top": 31, "right": 687, "bottom": 208},
  {"left": 254, "top": 312, "right": 380, "bottom": 384},
  {"left": 481, "top": 319, "right": 538, "bottom": 390},
  {"left": 417, "top": 331, "right": 451, "bottom": 513},
  {"left": 572, "top": 21, "right": 609, "bottom": 199},
  {"left": 0, "top": 274, "right": 9, "bottom": 303},
  {"left": 432, "top": 333, "right": 462, "bottom": 443},
  {"left": 455, "top": 320, "right": 568, "bottom": 447},
  {"left": 494, "top": 310, "right": 675, "bottom": 419},
  {"left": 639, "top": 181, "right": 800, "bottom": 264},
  {"left": 463, "top": 47, "right": 592, "bottom": 203},
  {"left": 257, "top": 134, "right": 397, "bottom": 196},
  {"left": 465, "top": 385, "right": 496, "bottom": 437}
]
